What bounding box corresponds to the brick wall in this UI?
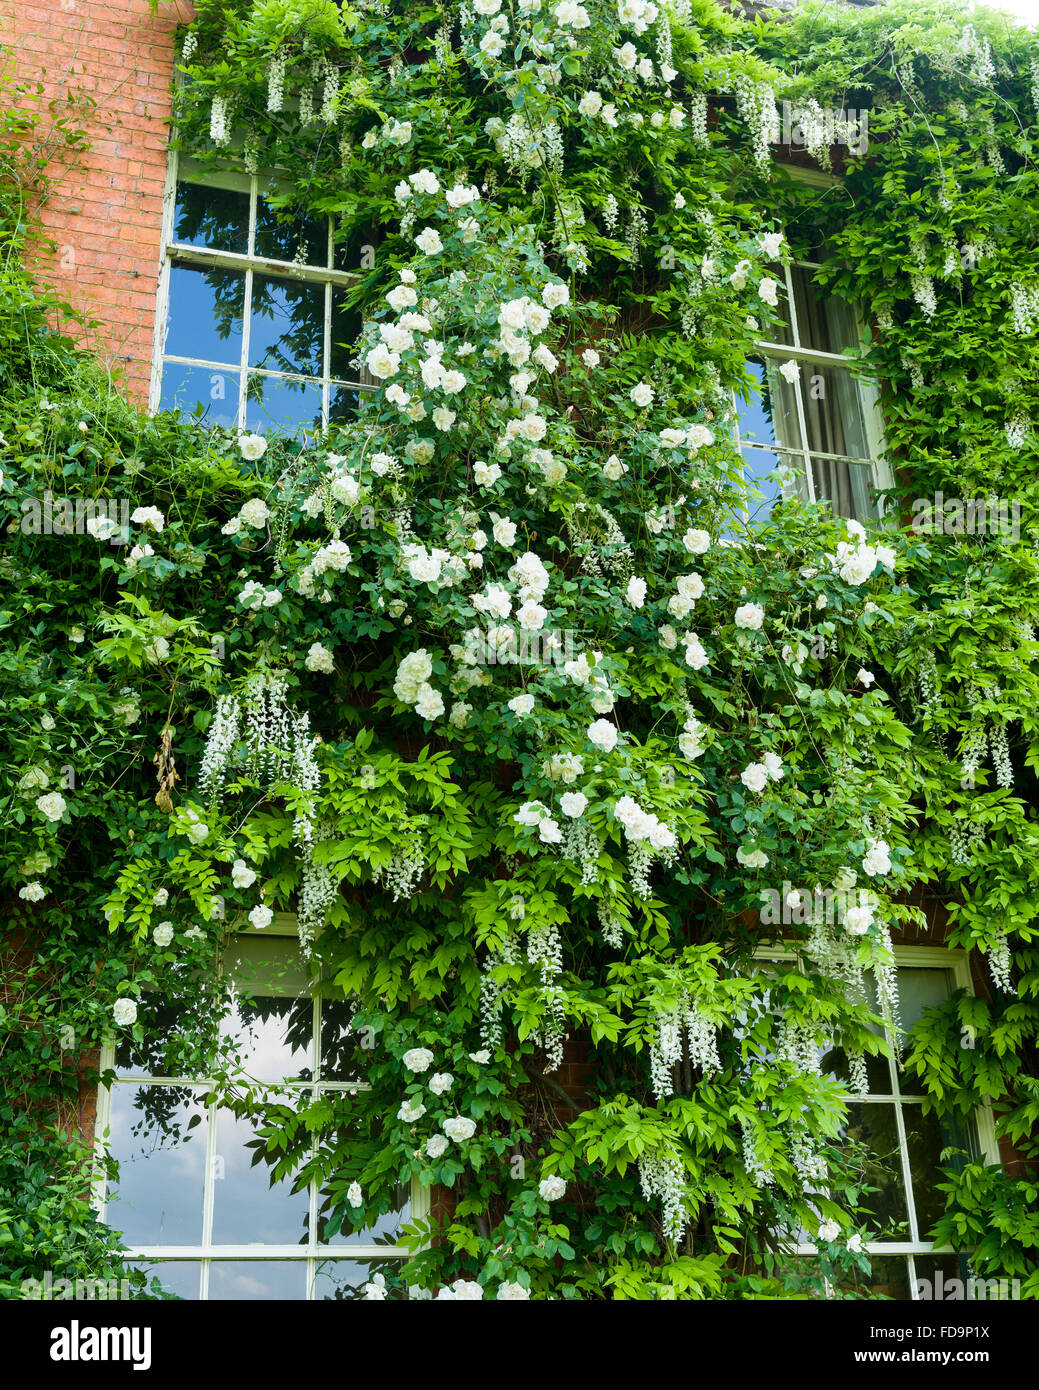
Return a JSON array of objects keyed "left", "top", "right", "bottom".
[{"left": 0, "top": 0, "right": 191, "bottom": 402}]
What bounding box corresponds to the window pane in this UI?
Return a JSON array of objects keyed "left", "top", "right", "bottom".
[
  {"left": 160, "top": 363, "right": 240, "bottom": 431},
  {"left": 165, "top": 264, "right": 244, "bottom": 364},
  {"left": 115, "top": 994, "right": 223, "bottom": 1079},
  {"left": 903, "top": 1102, "right": 949, "bottom": 1240},
  {"left": 791, "top": 266, "right": 860, "bottom": 353},
  {"left": 173, "top": 181, "right": 249, "bottom": 255},
  {"left": 736, "top": 361, "right": 780, "bottom": 447},
  {"left": 329, "top": 384, "right": 365, "bottom": 424},
  {"left": 818, "top": 1042, "right": 891, "bottom": 1095},
  {"left": 329, "top": 295, "right": 362, "bottom": 382},
  {"left": 899, "top": 968, "right": 954, "bottom": 1036},
  {"left": 249, "top": 274, "right": 325, "bottom": 377},
  {"left": 313, "top": 1259, "right": 395, "bottom": 1300},
  {"left": 835, "top": 1254, "right": 912, "bottom": 1300},
  {"left": 255, "top": 189, "right": 328, "bottom": 267},
  {"left": 318, "top": 1182, "right": 410, "bottom": 1245},
  {"left": 220, "top": 995, "right": 313, "bottom": 1082},
  {"left": 318, "top": 998, "right": 364, "bottom": 1082},
  {"left": 210, "top": 1106, "right": 310, "bottom": 1245},
  {"left": 840, "top": 1102, "right": 911, "bottom": 1239},
  {"left": 801, "top": 366, "right": 871, "bottom": 460},
  {"left": 245, "top": 373, "right": 323, "bottom": 437},
  {"left": 809, "top": 456, "right": 876, "bottom": 521},
  {"left": 127, "top": 1260, "right": 203, "bottom": 1301},
  {"left": 106, "top": 1084, "right": 207, "bottom": 1246},
  {"left": 913, "top": 1253, "right": 969, "bottom": 1301},
  {"left": 740, "top": 446, "right": 788, "bottom": 520},
  {"left": 208, "top": 1261, "right": 308, "bottom": 1300}
]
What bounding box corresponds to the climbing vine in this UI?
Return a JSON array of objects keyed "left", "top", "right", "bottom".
[{"left": 2, "top": 0, "right": 1038, "bottom": 1300}]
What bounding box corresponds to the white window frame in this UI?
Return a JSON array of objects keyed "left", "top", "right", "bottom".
[
  {"left": 92, "top": 914, "right": 429, "bottom": 1300},
  {"left": 150, "top": 148, "right": 367, "bottom": 437},
  {"left": 734, "top": 167, "right": 894, "bottom": 523},
  {"left": 753, "top": 943, "right": 1000, "bottom": 1299}
]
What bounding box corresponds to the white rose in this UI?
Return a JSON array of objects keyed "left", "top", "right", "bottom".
[
  {"left": 857, "top": 668, "right": 876, "bottom": 688},
  {"left": 443, "top": 1115, "right": 477, "bottom": 1142},
  {"left": 426, "top": 1134, "right": 449, "bottom": 1158},
  {"left": 366, "top": 343, "right": 401, "bottom": 379},
  {"left": 844, "top": 903, "right": 874, "bottom": 935},
  {"left": 238, "top": 433, "right": 267, "bottom": 461},
  {"left": 508, "top": 694, "right": 535, "bottom": 717},
  {"left": 429, "top": 1072, "right": 454, "bottom": 1095},
  {"left": 153, "top": 921, "right": 174, "bottom": 948},
  {"left": 630, "top": 382, "right": 654, "bottom": 407},
  {"left": 761, "top": 752, "right": 784, "bottom": 781},
  {"left": 112, "top": 997, "right": 137, "bottom": 1027},
  {"left": 231, "top": 859, "right": 257, "bottom": 888},
  {"left": 626, "top": 576, "right": 647, "bottom": 608},
  {"left": 560, "top": 791, "right": 587, "bottom": 818},
  {"left": 305, "top": 642, "right": 335, "bottom": 673},
  {"left": 35, "top": 792, "right": 67, "bottom": 822},
  {"left": 415, "top": 227, "right": 443, "bottom": 255},
  {"left": 734, "top": 603, "right": 764, "bottom": 630},
  {"left": 249, "top": 904, "right": 273, "bottom": 930},
  {"left": 415, "top": 684, "right": 445, "bottom": 720},
  {"left": 538, "top": 1175, "right": 566, "bottom": 1201},
  {"left": 682, "top": 528, "right": 710, "bottom": 554},
  {"left": 740, "top": 763, "right": 769, "bottom": 793},
  {"left": 758, "top": 277, "right": 779, "bottom": 307},
  {"left": 403, "top": 1047, "right": 435, "bottom": 1073},
  {"left": 347, "top": 1181, "right": 363, "bottom": 1206},
  {"left": 542, "top": 282, "right": 570, "bottom": 309},
  {"left": 587, "top": 719, "right": 618, "bottom": 753}
]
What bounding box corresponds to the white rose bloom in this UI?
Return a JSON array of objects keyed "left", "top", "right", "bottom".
[
  {"left": 761, "top": 752, "right": 784, "bottom": 781},
  {"left": 847, "top": 1233, "right": 865, "bottom": 1254},
  {"left": 366, "top": 344, "right": 401, "bottom": 379},
  {"left": 131, "top": 505, "right": 165, "bottom": 531},
  {"left": 153, "top": 921, "right": 174, "bottom": 948},
  {"left": 426, "top": 1134, "right": 449, "bottom": 1158},
  {"left": 834, "top": 867, "right": 857, "bottom": 890},
  {"left": 581, "top": 348, "right": 600, "bottom": 367},
  {"left": 736, "top": 844, "right": 769, "bottom": 869},
  {"left": 36, "top": 792, "right": 67, "bottom": 822},
  {"left": 443, "top": 1115, "right": 477, "bottom": 1142},
  {"left": 232, "top": 859, "right": 257, "bottom": 888},
  {"left": 734, "top": 603, "right": 765, "bottom": 630},
  {"left": 817, "top": 1219, "right": 841, "bottom": 1243},
  {"left": 757, "top": 277, "right": 779, "bottom": 307},
  {"left": 386, "top": 284, "right": 418, "bottom": 311},
  {"left": 403, "top": 1047, "right": 435, "bottom": 1073},
  {"left": 474, "top": 461, "right": 502, "bottom": 487},
  {"left": 238, "top": 433, "right": 267, "bottom": 461},
  {"left": 779, "top": 359, "right": 800, "bottom": 384},
  {"left": 525, "top": 304, "right": 550, "bottom": 335},
  {"left": 470, "top": 1049, "right": 491, "bottom": 1064},
  {"left": 19, "top": 881, "right": 46, "bottom": 902},
  {"left": 615, "top": 42, "right": 637, "bottom": 68},
  {"left": 759, "top": 231, "right": 784, "bottom": 257},
  {"left": 347, "top": 1181, "right": 363, "bottom": 1207},
  {"left": 587, "top": 719, "right": 618, "bottom": 753},
  {"left": 630, "top": 382, "right": 654, "bottom": 407},
  {"left": 686, "top": 424, "right": 714, "bottom": 450},
  {"left": 497, "top": 1282, "right": 530, "bottom": 1300},
  {"left": 441, "top": 370, "right": 467, "bottom": 394},
  {"left": 602, "top": 454, "right": 627, "bottom": 481},
  {"left": 153, "top": 888, "right": 169, "bottom": 906},
  {"left": 330, "top": 472, "right": 360, "bottom": 505},
  {"left": 492, "top": 515, "right": 518, "bottom": 547},
  {"left": 740, "top": 763, "right": 769, "bottom": 793},
  {"left": 560, "top": 791, "right": 587, "bottom": 818},
  {"left": 452, "top": 1280, "right": 485, "bottom": 1300},
  {"left": 249, "top": 905, "right": 273, "bottom": 930},
  {"left": 844, "top": 903, "right": 874, "bottom": 935},
  {"left": 449, "top": 701, "right": 472, "bottom": 728},
  {"left": 415, "top": 227, "right": 443, "bottom": 255},
  {"left": 579, "top": 90, "right": 603, "bottom": 116},
  {"left": 876, "top": 546, "right": 896, "bottom": 570},
  {"left": 839, "top": 546, "right": 878, "bottom": 586},
  {"left": 659, "top": 624, "right": 678, "bottom": 650},
  {"left": 626, "top": 576, "right": 647, "bottom": 608},
  {"left": 508, "top": 694, "right": 535, "bottom": 717},
  {"left": 516, "top": 599, "right": 547, "bottom": 631},
  {"left": 539, "top": 1175, "right": 566, "bottom": 1201},
  {"left": 394, "top": 650, "right": 434, "bottom": 704},
  {"left": 730, "top": 259, "right": 752, "bottom": 290},
  {"left": 857, "top": 668, "right": 876, "bottom": 688},
  {"left": 305, "top": 642, "right": 334, "bottom": 673},
  {"left": 676, "top": 572, "right": 704, "bottom": 601},
  {"left": 862, "top": 838, "right": 892, "bottom": 876},
  {"left": 816, "top": 594, "right": 828, "bottom": 610},
  {"left": 429, "top": 1072, "right": 454, "bottom": 1095},
  {"left": 542, "top": 282, "right": 570, "bottom": 309},
  {"left": 682, "top": 528, "right": 710, "bottom": 554},
  {"left": 112, "top": 997, "right": 137, "bottom": 1027},
  {"left": 480, "top": 29, "right": 506, "bottom": 55},
  {"left": 415, "top": 684, "right": 445, "bottom": 720},
  {"left": 538, "top": 816, "right": 563, "bottom": 845},
  {"left": 515, "top": 800, "right": 549, "bottom": 827},
  {"left": 432, "top": 406, "right": 456, "bottom": 431},
  {"left": 521, "top": 413, "right": 548, "bottom": 441},
  {"left": 410, "top": 169, "right": 440, "bottom": 195},
  {"left": 683, "top": 634, "right": 709, "bottom": 670}
]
